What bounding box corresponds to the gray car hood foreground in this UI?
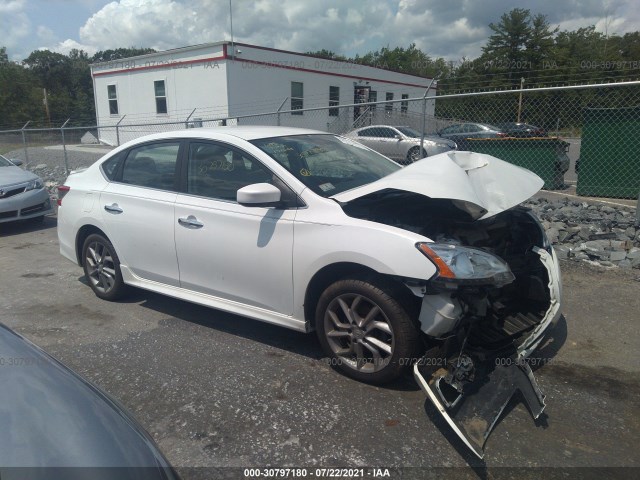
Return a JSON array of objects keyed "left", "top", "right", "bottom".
[
  {"left": 333, "top": 150, "right": 544, "bottom": 220},
  {"left": 0, "top": 324, "right": 178, "bottom": 479},
  {"left": 0, "top": 165, "right": 40, "bottom": 185}
]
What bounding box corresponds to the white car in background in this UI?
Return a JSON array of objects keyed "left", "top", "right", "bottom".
[
  {"left": 0, "top": 155, "right": 53, "bottom": 223},
  {"left": 345, "top": 125, "right": 457, "bottom": 164},
  {"left": 57, "top": 126, "right": 562, "bottom": 458}
]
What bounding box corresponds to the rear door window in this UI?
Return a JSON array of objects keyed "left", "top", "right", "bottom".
[{"left": 119, "top": 142, "right": 180, "bottom": 190}]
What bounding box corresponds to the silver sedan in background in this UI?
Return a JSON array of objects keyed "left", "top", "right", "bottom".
[
  {"left": 345, "top": 125, "right": 457, "bottom": 164},
  {"left": 0, "top": 155, "right": 53, "bottom": 223}
]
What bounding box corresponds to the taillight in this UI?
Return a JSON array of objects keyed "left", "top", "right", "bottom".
[
  {"left": 496, "top": 132, "right": 507, "bottom": 137},
  {"left": 57, "top": 185, "right": 70, "bottom": 206}
]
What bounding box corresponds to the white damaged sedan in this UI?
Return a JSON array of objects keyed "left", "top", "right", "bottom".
[{"left": 57, "top": 127, "right": 562, "bottom": 457}]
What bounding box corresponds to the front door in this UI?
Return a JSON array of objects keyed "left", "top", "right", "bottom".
[{"left": 174, "top": 141, "right": 296, "bottom": 315}]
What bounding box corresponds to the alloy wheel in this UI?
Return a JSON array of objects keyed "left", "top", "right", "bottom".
[
  {"left": 324, "top": 293, "right": 395, "bottom": 373},
  {"left": 85, "top": 241, "right": 117, "bottom": 294}
]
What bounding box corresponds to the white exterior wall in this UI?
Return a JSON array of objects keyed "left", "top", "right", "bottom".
[
  {"left": 90, "top": 42, "right": 437, "bottom": 143},
  {"left": 226, "top": 44, "right": 435, "bottom": 132},
  {"left": 92, "top": 44, "right": 228, "bottom": 145}
]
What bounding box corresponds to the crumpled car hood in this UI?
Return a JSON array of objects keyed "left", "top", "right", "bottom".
[{"left": 332, "top": 151, "right": 544, "bottom": 220}]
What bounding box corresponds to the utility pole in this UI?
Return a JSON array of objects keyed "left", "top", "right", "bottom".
[
  {"left": 229, "top": 0, "right": 234, "bottom": 60},
  {"left": 517, "top": 77, "right": 525, "bottom": 123},
  {"left": 43, "top": 88, "right": 51, "bottom": 127}
]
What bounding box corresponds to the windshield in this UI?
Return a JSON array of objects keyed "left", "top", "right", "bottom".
[
  {"left": 395, "top": 126, "right": 421, "bottom": 138},
  {"left": 0, "top": 155, "right": 13, "bottom": 167},
  {"left": 251, "top": 134, "right": 400, "bottom": 197}
]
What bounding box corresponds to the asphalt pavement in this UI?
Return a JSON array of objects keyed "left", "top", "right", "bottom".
[{"left": 1, "top": 216, "right": 639, "bottom": 479}]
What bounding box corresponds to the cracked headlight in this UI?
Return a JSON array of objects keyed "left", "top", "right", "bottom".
[
  {"left": 417, "top": 242, "right": 515, "bottom": 287},
  {"left": 25, "top": 178, "right": 44, "bottom": 191}
]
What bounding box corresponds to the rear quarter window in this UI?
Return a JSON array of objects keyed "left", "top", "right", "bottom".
[{"left": 100, "top": 151, "right": 125, "bottom": 180}]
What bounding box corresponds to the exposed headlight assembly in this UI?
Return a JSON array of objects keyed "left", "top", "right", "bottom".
[
  {"left": 417, "top": 242, "right": 515, "bottom": 287},
  {"left": 25, "top": 178, "right": 44, "bottom": 191}
]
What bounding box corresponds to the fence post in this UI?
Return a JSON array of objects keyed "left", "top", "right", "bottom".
[
  {"left": 21, "top": 121, "right": 31, "bottom": 167},
  {"left": 517, "top": 77, "right": 525, "bottom": 122},
  {"left": 636, "top": 190, "right": 640, "bottom": 227},
  {"left": 60, "top": 118, "right": 70, "bottom": 175},
  {"left": 184, "top": 108, "right": 197, "bottom": 128},
  {"left": 277, "top": 97, "right": 289, "bottom": 126},
  {"left": 115, "top": 115, "right": 126, "bottom": 146},
  {"left": 420, "top": 79, "right": 437, "bottom": 157}
]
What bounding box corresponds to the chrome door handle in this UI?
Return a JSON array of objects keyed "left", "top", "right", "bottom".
[
  {"left": 178, "top": 215, "right": 204, "bottom": 228},
  {"left": 104, "top": 203, "right": 123, "bottom": 214}
]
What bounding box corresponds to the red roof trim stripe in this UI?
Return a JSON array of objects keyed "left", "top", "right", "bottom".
[{"left": 232, "top": 42, "right": 434, "bottom": 82}]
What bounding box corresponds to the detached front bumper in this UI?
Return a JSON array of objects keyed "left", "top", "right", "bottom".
[{"left": 0, "top": 188, "right": 53, "bottom": 223}]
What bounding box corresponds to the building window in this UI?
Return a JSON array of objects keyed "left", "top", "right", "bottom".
[
  {"left": 329, "top": 86, "right": 340, "bottom": 117},
  {"left": 291, "top": 81, "right": 303, "bottom": 115},
  {"left": 369, "top": 91, "right": 377, "bottom": 112},
  {"left": 401, "top": 94, "right": 409, "bottom": 114},
  {"left": 154, "top": 80, "right": 168, "bottom": 114},
  {"left": 385, "top": 92, "right": 393, "bottom": 112},
  {"left": 107, "top": 84, "right": 118, "bottom": 115}
]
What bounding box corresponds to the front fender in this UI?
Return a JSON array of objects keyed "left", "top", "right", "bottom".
[{"left": 292, "top": 219, "right": 436, "bottom": 321}]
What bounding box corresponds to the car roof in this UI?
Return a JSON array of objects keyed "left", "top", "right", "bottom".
[
  {"left": 121, "top": 126, "right": 328, "bottom": 143},
  {"left": 349, "top": 125, "right": 404, "bottom": 134}
]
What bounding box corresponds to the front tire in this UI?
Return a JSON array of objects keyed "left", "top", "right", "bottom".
[
  {"left": 82, "top": 233, "right": 127, "bottom": 301},
  {"left": 406, "top": 146, "right": 425, "bottom": 164},
  {"left": 315, "top": 278, "right": 421, "bottom": 384}
]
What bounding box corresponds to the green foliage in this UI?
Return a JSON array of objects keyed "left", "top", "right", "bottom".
[
  {"left": 0, "top": 7, "right": 638, "bottom": 130},
  {"left": 91, "top": 47, "right": 156, "bottom": 63}
]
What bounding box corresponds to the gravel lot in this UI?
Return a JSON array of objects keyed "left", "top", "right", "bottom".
[{"left": 1, "top": 214, "right": 639, "bottom": 479}]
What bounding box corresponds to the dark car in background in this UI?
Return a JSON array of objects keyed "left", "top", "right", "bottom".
[
  {"left": 497, "top": 122, "right": 547, "bottom": 137},
  {"left": 437, "top": 122, "right": 506, "bottom": 149},
  {"left": 0, "top": 323, "right": 178, "bottom": 479}
]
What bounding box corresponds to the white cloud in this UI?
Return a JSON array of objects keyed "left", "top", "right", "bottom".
[
  {"left": 0, "top": 0, "right": 31, "bottom": 60},
  {"left": 12, "top": 0, "right": 640, "bottom": 63},
  {"left": 49, "top": 38, "right": 98, "bottom": 56}
]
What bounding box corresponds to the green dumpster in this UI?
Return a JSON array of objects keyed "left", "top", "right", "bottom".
[
  {"left": 465, "top": 137, "right": 570, "bottom": 190},
  {"left": 576, "top": 106, "right": 640, "bottom": 199}
]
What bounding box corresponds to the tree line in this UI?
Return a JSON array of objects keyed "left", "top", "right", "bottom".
[{"left": 1, "top": 8, "right": 638, "bottom": 129}]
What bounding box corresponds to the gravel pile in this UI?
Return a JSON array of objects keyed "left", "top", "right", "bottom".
[
  {"left": 19, "top": 147, "right": 639, "bottom": 270},
  {"left": 523, "top": 197, "right": 640, "bottom": 269}
]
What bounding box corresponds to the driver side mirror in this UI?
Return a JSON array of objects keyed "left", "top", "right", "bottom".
[
  {"left": 237, "top": 183, "right": 282, "bottom": 207},
  {"left": 10, "top": 159, "right": 23, "bottom": 166},
  {"left": 394, "top": 134, "right": 402, "bottom": 140}
]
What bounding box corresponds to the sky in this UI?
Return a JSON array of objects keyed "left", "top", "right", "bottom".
[{"left": 1, "top": 0, "right": 638, "bottom": 62}]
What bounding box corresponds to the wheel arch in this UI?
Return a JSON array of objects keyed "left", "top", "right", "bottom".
[
  {"left": 303, "top": 262, "right": 420, "bottom": 330},
  {"left": 75, "top": 224, "right": 109, "bottom": 266}
]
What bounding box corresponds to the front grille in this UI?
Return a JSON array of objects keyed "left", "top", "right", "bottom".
[
  {"left": 0, "top": 210, "right": 18, "bottom": 219},
  {"left": 21, "top": 202, "right": 46, "bottom": 215},
  {"left": 0, "top": 186, "right": 27, "bottom": 199}
]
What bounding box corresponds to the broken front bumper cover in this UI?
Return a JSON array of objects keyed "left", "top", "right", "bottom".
[
  {"left": 414, "top": 360, "right": 545, "bottom": 459},
  {"left": 414, "top": 246, "right": 562, "bottom": 459}
]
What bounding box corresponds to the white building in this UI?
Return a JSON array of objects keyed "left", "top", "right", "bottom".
[{"left": 91, "top": 41, "right": 436, "bottom": 145}]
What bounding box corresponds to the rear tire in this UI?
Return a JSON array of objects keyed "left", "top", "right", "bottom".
[
  {"left": 82, "top": 233, "right": 127, "bottom": 301},
  {"left": 315, "top": 277, "right": 421, "bottom": 384}
]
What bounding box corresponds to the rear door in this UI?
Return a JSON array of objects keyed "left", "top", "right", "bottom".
[{"left": 100, "top": 141, "right": 181, "bottom": 286}]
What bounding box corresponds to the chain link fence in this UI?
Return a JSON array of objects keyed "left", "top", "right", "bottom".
[{"left": 1, "top": 81, "right": 639, "bottom": 202}]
